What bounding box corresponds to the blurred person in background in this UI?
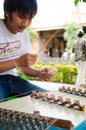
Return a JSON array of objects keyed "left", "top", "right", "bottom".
[{"left": 72, "top": 29, "right": 86, "bottom": 87}]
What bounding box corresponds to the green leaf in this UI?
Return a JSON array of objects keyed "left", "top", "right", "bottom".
[{"left": 74, "top": 0, "right": 86, "bottom": 6}]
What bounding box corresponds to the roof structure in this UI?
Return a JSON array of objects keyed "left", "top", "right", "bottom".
[
  {"left": 31, "top": 0, "right": 86, "bottom": 31},
  {"left": 0, "top": 0, "right": 86, "bottom": 31}
]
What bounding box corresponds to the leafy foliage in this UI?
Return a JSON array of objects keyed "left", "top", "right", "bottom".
[
  {"left": 63, "top": 22, "right": 82, "bottom": 51},
  {"left": 52, "top": 64, "right": 77, "bottom": 84},
  {"left": 74, "top": 0, "right": 86, "bottom": 6},
  {"left": 26, "top": 27, "right": 38, "bottom": 42},
  {"left": 18, "top": 62, "right": 77, "bottom": 84}
]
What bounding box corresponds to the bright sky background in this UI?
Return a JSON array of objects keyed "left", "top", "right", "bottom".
[
  {"left": 0, "top": 0, "right": 4, "bottom": 17},
  {"left": 0, "top": 0, "right": 86, "bottom": 29},
  {"left": 32, "top": 0, "right": 86, "bottom": 29}
]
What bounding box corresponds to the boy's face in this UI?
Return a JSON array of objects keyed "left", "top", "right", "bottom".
[{"left": 5, "top": 11, "right": 35, "bottom": 34}]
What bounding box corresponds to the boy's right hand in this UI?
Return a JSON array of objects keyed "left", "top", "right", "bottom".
[{"left": 15, "top": 53, "right": 38, "bottom": 67}]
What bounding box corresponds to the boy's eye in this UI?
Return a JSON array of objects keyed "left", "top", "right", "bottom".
[
  {"left": 18, "top": 14, "right": 26, "bottom": 18},
  {"left": 16, "top": 12, "right": 27, "bottom": 18},
  {"left": 16, "top": 12, "right": 34, "bottom": 20}
]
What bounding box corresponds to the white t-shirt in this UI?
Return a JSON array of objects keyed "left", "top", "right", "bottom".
[{"left": 0, "top": 19, "right": 32, "bottom": 76}]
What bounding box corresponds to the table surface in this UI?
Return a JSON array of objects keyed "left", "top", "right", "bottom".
[{"left": 0, "top": 88, "right": 86, "bottom": 128}]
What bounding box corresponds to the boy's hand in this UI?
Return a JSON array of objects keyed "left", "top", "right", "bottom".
[
  {"left": 15, "top": 53, "right": 38, "bottom": 67},
  {"left": 38, "top": 68, "right": 54, "bottom": 81}
]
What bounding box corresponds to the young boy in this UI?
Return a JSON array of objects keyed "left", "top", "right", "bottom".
[{"left": 0, "top": 0, "right": 53, "bottom": 102}]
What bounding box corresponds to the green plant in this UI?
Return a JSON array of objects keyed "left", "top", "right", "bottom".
[
  {"left": 63, "top": 22, "right": 82, "bottom": 51},
  {"left": 51, "top": 64, "right": 77, "bottom": 84},
  {"left": 18, "top": 62, "right": 78, "bottom": 84},
  {"left": 74, "top": 0, "right": 86, "bottom": 6},
  {"left": 26, "top": 27, "right": 38, "bottom": 42}
]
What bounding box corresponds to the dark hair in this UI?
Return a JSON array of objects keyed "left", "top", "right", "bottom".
[
  {"left": 4, "top": 0, "right": 37, "bottom": 19},
  {"left": 77, "top": 29, "right": 84, "bottom": 37}
]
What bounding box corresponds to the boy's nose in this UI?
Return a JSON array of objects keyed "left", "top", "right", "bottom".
[{"left": 22, "top": 19, "right": 29, "bottom": 27}]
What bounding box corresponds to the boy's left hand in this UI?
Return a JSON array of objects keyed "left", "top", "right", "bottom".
[{"left": 38, "top": 68, "right": 54, "bottom": 81}]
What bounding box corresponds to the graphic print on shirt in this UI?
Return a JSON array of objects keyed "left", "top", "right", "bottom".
[{"left": 0, "top": 40, "right": 21, "bottom": 60}]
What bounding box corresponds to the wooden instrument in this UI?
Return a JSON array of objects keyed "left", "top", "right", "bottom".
[{"left": 0, "top": 85, "right": 86, "bottom": 130}]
